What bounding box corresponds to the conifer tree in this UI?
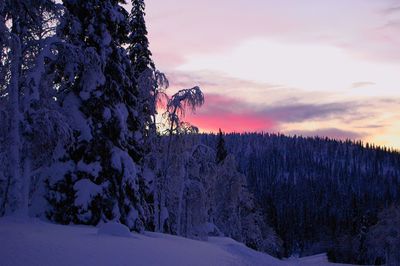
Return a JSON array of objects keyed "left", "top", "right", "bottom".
[
  {"left": 129, "top": 0, "right": 153, "bottom": 77},
  {"left": 129, "top": 0, "right": 152, "bottom": 140},
  {"left": 128, "top": 0, "right": 161, "bottom": 137},
  {"left": 46, "top": 0, "right": 147, "bottom": 231},
  {"left": 216, "top": 129, "right": 228, "bottom": 164},
  {"left": 127, "top": 0, "right": 168, "bottom": 231}
]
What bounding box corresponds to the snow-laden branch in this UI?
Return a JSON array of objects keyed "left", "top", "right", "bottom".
[
  {"left": 167, "top": 86, "right": 204, "bottom": 117},
  {"left": 163, "top": 86, "right": 204, "bottom": 136}
]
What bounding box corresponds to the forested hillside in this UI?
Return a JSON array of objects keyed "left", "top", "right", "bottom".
[{"left": 197, "top": 133, "right": 400, "bottom": 264}]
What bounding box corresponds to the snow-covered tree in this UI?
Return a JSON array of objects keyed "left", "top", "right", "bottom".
[
  {"left": 128, "top": 0, "right": 155, "bottom": 136},
  {"left": 164, "top": 86, "right": 204, "bottom": 136},
  {"left": 214, "top": 155, "right": 242, "bottom": 240},
  {"left": 155, "top": 141, "right": 215, "bottom": 239},
  {"left": 46, "top": 0, "right": 148, "bottom": 232},
  {"left": 20, "top": 2, "right": 70, "bottom": 219},
  {"left": 213, "top": 152, "right": 282, "bottom": 255},
  {"left": 127, "top": 0, "right": 170, "bottom": 231},
  {"left": 179, "top": 179, "right": 208, "bottom": 239},
  {"left": 0, "top": 0, "right": 61, "bottom": 217},
  {"left": 3, "top": 1, "right": 23, "bottom": 216},
  {"left": 3, "top": 0, "right": 71, "bottom": 219},
  {"left": 179, "top": 144, "right": 216, "bottom": 239},
  {"left": 147, "top": 86, "right": 204, "bottom": 233},
  {"left": 155, "top": 135, "right": 281, "bottom": 252}
]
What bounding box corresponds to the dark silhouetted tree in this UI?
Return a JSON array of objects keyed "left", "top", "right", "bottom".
[{"left": 216, "top": 129, "right": 228, "bottom": 164}]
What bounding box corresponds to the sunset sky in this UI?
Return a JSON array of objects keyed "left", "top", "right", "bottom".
[{"left": 142, "top": 0, "right": 400, "bottom": 149}]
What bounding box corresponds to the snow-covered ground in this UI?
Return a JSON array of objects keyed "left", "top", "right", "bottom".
[{"left": 0, "top": 218, "right": 353, "bottom": 266}]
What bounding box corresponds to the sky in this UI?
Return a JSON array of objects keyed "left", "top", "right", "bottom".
[{"left": 142, "top": 0, "right": 400, "bottom": 149}]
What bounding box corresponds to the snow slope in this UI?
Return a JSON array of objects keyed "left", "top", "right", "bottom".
[{"left": 0, "top": 218, "right": 353, "bottom": 266}]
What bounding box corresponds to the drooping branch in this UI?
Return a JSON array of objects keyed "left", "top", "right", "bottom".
[{"left": 165, "top": 86, "right": 204, "bottom": 135}]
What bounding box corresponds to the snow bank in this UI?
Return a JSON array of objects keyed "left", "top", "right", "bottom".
[
  {"left": 0, "top": 218, "right": 355, "bottom": 266},
  {"left": 97, "top": 222, "right": 132, "bottom": 237}
]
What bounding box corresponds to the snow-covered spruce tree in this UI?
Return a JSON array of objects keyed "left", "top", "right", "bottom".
[
  {"left": 128, "top": 0, "right": 154, "bottom": 136},
  {"left": 46, "top": 0, "right": 147, "bottom": 231},
  {"left": 128, "top": 0, "right": 169, "bottom": 139},
  {"left": 127, "top": 0, "right": 169, "bottom": 231}
]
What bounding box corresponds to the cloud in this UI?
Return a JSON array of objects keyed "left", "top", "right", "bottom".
[
  {"left": 385, "top": 18, "right": 400, "bottom": 25},
  {"left": 382, "top": 6, "right": 400, "bottom": 15},
  {"left": 144, "top": 0, "right": 400, "bottom": 71},
  {"left": 165, "top": 70, "right": 283, "bottom": 91},
  {"left": 351, "top": 81, "right": 376, "bottom": 89},
  {"left": 177, "top": 38, "right": 400, "bottom": 96},
  {"left": 262, "top": 102, "right": 357, "bottom": 123},
  {"left": 164, "top": 70, "right": 305, "bottom": 108},
  {"left": 356, "top": 124, "right": 385, "bottom": 129},
  {"left": 185, "top": 93, "right": 360, "bottom": 133},
  {"left": 286, "top": 128, "right": 366, "bottom": 140}
]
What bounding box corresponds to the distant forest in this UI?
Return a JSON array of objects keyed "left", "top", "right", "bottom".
[{"left": 198, "top": 133, "right": 400, "bottom": 263}]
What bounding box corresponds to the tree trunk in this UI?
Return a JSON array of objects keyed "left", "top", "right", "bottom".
[
  {"left": 21, "top": 155, "right": 31, "bottom": 216},
  {"left": 7, "top": 32, "right": 23, "bottom": 216}
]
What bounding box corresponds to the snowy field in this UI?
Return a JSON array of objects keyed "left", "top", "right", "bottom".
[{"left": 0, "top": 218, "right": 354, "bottom": 266}]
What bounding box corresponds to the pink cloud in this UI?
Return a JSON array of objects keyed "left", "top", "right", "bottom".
[
  {"left": 182, "top": 93, "right": 360, "bottom": 134},
  {"left": 188, "top": 112, "right": 276, "bottom": 133},
  {"left": 184, "top": 94, "right": 277, "bottom": 133}
]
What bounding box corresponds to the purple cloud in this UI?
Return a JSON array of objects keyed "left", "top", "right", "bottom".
[{"left": 185, "top": 93, "right": 363, "bottom": 133}]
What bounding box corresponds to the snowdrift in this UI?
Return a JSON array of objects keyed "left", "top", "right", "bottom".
[{"left": 0, "top": 218, "right": 353, "bottom": 266}]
